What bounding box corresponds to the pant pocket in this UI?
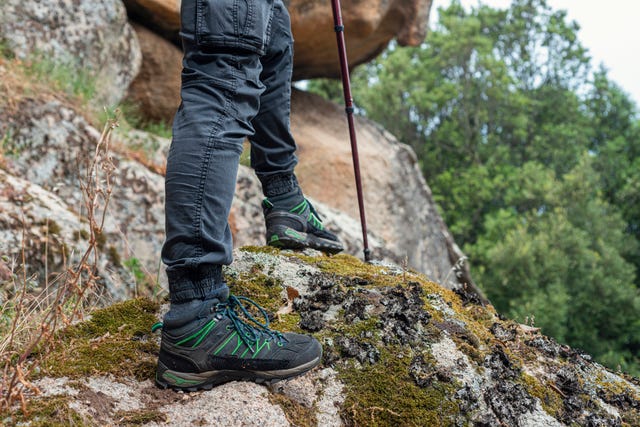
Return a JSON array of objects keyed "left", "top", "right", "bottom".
[{"left": 195, "top": 0, "right": 275, "bottom": 55}]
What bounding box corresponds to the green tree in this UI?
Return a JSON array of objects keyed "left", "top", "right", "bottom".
[
  {"left": 587, "top": 69, "right": 640, "bottom": 284},
  {"left": 472, "top": 158, "right": 639, "bottom": 368},
  {"left": 309, "top": 0, "right": 640, "bottom": 374}
]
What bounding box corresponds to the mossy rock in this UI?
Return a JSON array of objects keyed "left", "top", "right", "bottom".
[
  {"left": 8, "top": 247, "right": 639, "bottom": 426},
  {"left": 38, "top": 298, "right": 160, "bottom": 380}
]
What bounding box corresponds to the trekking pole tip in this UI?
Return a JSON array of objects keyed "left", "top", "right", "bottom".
[{"left": 364, "top": 248, "right": 372, "bottom": 263}]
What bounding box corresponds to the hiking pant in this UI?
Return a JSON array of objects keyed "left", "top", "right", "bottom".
[{"left": 162, "top": 0, "right": 299, "bottom": 303}]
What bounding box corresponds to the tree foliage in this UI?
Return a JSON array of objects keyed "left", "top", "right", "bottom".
[{"left": 310, "top": 0, "right": 640, "bottom": 374}]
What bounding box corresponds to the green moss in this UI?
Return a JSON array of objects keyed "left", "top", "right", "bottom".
[
  {"left": 593, "top": 372, "right": 640, "bottom": 425},
  {"left": 46, "top": 220, "right": 62, "bottom": 236},
  {"left": 313, "top": 254, "right": 400, "bottom": 288},
  {"left": 115, "top": 409, "right": 167, "bottom": 425},
  {"left": 339, "top": 347, "right": 460, "bottom": 426},
  {"left": 340, "top": 316, "right": 381, "bottom": 338},
  {"left": 269, "top": 393, "right": 316, "bottom": 427},
  {"left": 39, "top": 298, "right": 159, "bottom": 380},
  {"left": 273, "top": 312, "right": 303, "bottom": 333},
  {"left": 457, "top": 341, "right": 485, "bottom": 364},
  {"left": 107, "top": 245, "right": 121, "bottom": 267},
  {"left": 594, "top": 372, "right": 640, "bottom": 397},
  {"left": 226, "top": 272, "right": 284, "bottom": 313},
  {"left": 94, "top": 229, "right": 107, "bottom": 250},
  {"left": 239, "top": 245, "right": 283, "bottom": 256},
  {"left": 3, "top": 395, "right": 89, "bottom": 426},
  {"left": 520, "top": 372, "right": 564, "bottom": 417}
]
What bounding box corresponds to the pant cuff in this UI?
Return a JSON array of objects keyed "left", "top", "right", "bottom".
[
  {"left": 260, "top": 173, "right": 300, "bottom": 197},
  {"left": 167, "top": 265, "right": 226, "bottom": 303}
]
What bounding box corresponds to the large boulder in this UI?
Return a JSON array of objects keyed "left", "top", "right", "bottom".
[
  {"left": 122, "top": 0, "right": 181, "bottom": 40},
  {"left": 0, "top": 169, "right": 134, "bottom": 301},
  {"left": 1, "top": 47, "right": 475, "bottom": 299},
  {"left": 0, "top": 0, "right": 141, "bottom": 107},
  {"left": 11, "top": 249, "right": 640, "bottom": 426},
  {"left": 0, "top": 91, "right": 470, "bottom": 298},
  {"left": 0, "top": 85, "right": 390, "bottom": 300},
  {"left": 289, "top": 0, "right": 433, "bottom": 79},
  {"left": 0, "top": 98, "right": 164, "bottom": 300},
  {"left": 120, "top": 0, "right": 432, "bottom": 80}
]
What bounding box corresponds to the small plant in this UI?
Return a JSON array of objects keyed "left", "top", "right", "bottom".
[
  {"left": 0, "top": 39, "right": 15, "bottom": 59},
  {"left": 123, "top": 257, "right": 159, "bottom": 297},
  {"left": 239, "top": 140, "right": 251, "bottom": 167},
  {"left": 106, "top": 101, "right": 173, "bottom": 138},
  {"left": 141, "top": 121, "right": 172, "bottom": 139}
]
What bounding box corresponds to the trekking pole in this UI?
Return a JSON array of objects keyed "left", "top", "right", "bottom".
[{"left": 330, "top": 0, "right": 371, "bottom": 262}]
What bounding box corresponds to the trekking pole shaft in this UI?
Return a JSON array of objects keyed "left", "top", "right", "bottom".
[{"left": 330, "top": 0, "right": 371, "bottom": 262}]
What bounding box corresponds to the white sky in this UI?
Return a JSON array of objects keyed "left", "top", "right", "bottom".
[{"left": 430, "top": 0, "right": 640, "bottom": 106}]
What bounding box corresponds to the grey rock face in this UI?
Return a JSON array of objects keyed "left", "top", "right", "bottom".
[
  {"left": 0, "top": 97, "right": 393, "bottom": 300},
  {"left": 26, "top": 248, "right": 640, "bottom": 426},
  {"left": 0, "top": 0, "right": 141, "bottom": 106},
  {"left": 0, "top": 92, "right": 479, "bottom": 301},
  {"left": 0, "top": 168, "right": 133, "bottom": 300}
]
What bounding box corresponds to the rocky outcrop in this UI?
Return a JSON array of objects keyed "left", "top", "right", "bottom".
[
  {"left": 8, "top": 249, "right": 640, "bottom": 426},
  {"left": 117, "top": 0, "right": 465, "bottom": 290},
  {"left": 0, "top": 83, "right": 393, "bottom": 299},
  {"left": 0, "top": 71, "right": 472, "bottom": 302},
  {"left": 1, "top": 1, "right": 449, "bottom": 290},
  {"left": 289, "top": 0, "right": 433, "bottom": 79},
  {"left": 2, "top": 4, "right": 639, "bottom": 424},
  {"left": 0, "top": 97, "right": 164, "bottom": 297},
  {"left": 0, "top": 0, "right": 141, "bottom": 107},
  {"left": 120, "top": 0, "right": 432, "bottom": 79}
]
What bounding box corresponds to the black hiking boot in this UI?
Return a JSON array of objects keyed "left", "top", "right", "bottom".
[
  {"left": 263, "top": 198, "right": 344, "bottom": 254},
  {"left": 155, "top": 294, "right": 322, "bottom": 391}
]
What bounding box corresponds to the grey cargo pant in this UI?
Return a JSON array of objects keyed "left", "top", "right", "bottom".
[{"left": 162, "top": 0, "right": 299, "bottom": 303}]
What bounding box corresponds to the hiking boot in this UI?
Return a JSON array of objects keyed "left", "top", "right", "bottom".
[
  {"left": 263, "top": 198, "right": 344, "bottom": 254},
  {"left": 155, "top": 294, "right": 322, "bottom": 391}
]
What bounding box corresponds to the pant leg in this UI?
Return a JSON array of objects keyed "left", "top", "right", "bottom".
[
  {"left": 249, "top": 1, "right": 300, "bottom": 196},
  {"left": 162, "top": 0, "right": 272, "bottom": 303}
]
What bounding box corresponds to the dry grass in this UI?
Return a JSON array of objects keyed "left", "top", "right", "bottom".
[
  {"left": 0, "top": 51, "right": 166, "bottom": 413},
  {"left": 0, "top": 56, "right": 90, "bottom": 120},
  {"left": 0, "top": 109, "right": 119, "bottom": 412}
]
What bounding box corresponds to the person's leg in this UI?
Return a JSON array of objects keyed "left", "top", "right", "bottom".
[
  {"left": 162, "top": 41, "right": 263, "bottom": 302},
  {"left": 157, "top": 0, "right": 322, "bottom": 391},
  {"left": 249, "top": 2, "right": 344, "bottom": 253},
  {"left": 248, "top": 0, "right": 298, "bottom": 197}
]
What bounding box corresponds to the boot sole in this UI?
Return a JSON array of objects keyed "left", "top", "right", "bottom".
[
  {"left": 267, "top": 225, "right": 343, "bottom": 254},
  {"left": 155, "top": 356, "right": 321, "bottom": 392}
]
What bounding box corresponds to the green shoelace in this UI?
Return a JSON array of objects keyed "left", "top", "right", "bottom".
[
  {"left": 217, "top": 295, "right": 285, "bottom": 352},
  {"left": 151, "top": 295, "right": 286, "bottom": 353}
]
